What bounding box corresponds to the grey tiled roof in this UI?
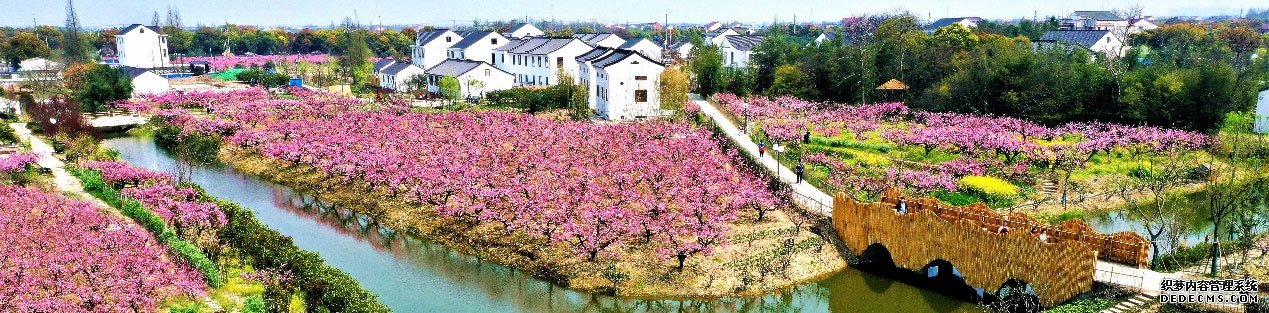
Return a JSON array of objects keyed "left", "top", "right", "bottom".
[
  {"left": 499, "top": 38, "right": 579, "bottom": 55},
  {"left": 724, "top": 35, "right": 765, "bottom": 51},
  {"left": 669, "top": 41, "right": 692, "bottom": 49},
  {"left": 493, "top": 38, "right": 529, "bottom": 51},
  {"left": 572, "top": 33, "right": 621, "bottom": 46},
  {"left": 119, "top": 24, "right": 163, "bottom": 35},
  {"left": 120, "top": 66, "right": 152, "bottom": 79},
  {"left": 451, "top": 32, "right": 502, "bottom": 49},
  {"left": 576, "top": 47, "right": 615, "bottom": 62},
  {"left": 591, "top": 49, "right": 666, "bottom": 69},
  {"left": 1073, "top": 11, "right": 1124, "bottom": 21},
  {"left": 618, "top": 38, "right": 656, "bottom": 49},
  {"left": 381, "top": 62, "right": 421, "bottom": 75},
  {"left": 373, "top": 59, "right": 396, "bottom": 71},
  {"left": 415, "top": 29, "right": 459, "bottom": 46},
  {"left": 925, "top": 18, "right": 967, "bottom": 30},
  {"left": 1038, "top": 30, "right": 1112, "bottom": 48},
  {"left": 425, "top": 59, "right": 508, "bottom": 77}
]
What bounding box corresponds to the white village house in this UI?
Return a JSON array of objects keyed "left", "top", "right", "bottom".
[
  {"left": 577, "top": 47, "right": 612, "bottom": 111},
  {"left": 705, "top": 28, "right": 740, "bottom": 46},
  {"left": 573, "top": 33, "right": 626, "bottom": 48},
  {"left": 720, "top": 35, "right": 764, "bottom": 68},
  {"left": 373, "top": 58, "right": 397, "bottom": 75},
  {"left": 410, "top": 29, "right": 465, "bottom": 70},
  {"left": 115, "top": 24, "right": 171, "bottom": 69},
  {"left": 668, "top": 41, "right": 695, "bottom": 59},
  {"left": 924, "top": 17, "right": 979, "bottom": 33},
  {"left": 577, "top": 48, "right": 666, "bottom": 120},
  {"left": 1128, "top": 18, "right": 1159, "bottom": 34},
  {"left": 504, "top": 23, "right": 545, "bottom": 39},
  {"left": 18, "top": 58, "right": 59, "bottom": 71},
  {"left": 121, "top": 66, "right": 170, "bottom": 96},
  {"left": 810, "top": 32, "right": 838, "bottom": 46},
  {"left": 447, "top": 31, "right": 509, "bottom": 64},
  {"left": 493, "top": 37, "right": 592, "bottom": 86},
  {"left": 617, "top": 37, "right": 663, "bottom": 61},
  {"left": 424, "top": 59, "right": 514, "bottom": 98},
  {"left": 1036, "top": 30, "right": 1125, "bottom": 58},
  {"left": 1061, "top": 11, "right": 1129, "bottom": 31},
  {"left": 379, "top": 62, "right": 426, "bottom": 91}
]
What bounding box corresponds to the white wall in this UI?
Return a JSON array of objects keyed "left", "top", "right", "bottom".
[
  {"left": 383, "top": 66, "right": 427, "bottom": 92},
  {"left": 595, "top": 56, "right": 664, "bottom": 120},
  {"left": 412, "top": 30, "right": 462, "bottom": 70},
  {"left": 457, "top": 64, "right": 514, "bottom": 98},
  {"left": 1256, "top": 90, "right": 1269, "bottom": 134},
  {"left": 116, "top": 28, "right": 171, "bottom": 69},
  {"left": 131, "top": 72, "right": 170, "bottom": 96}
]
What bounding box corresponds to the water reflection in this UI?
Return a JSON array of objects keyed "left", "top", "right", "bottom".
[{"left": 103, "top": 136, "right": 979, "bottom": 313}]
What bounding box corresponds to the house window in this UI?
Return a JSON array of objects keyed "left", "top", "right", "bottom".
[
  {"left": 446, "top": 36, "right": 452, "bottom": 42},
  {"left": 634, "top": 90, "right": 648, "bottom": 102},
  {"left": 491, "top": 38, "right": 498, "bottom": 45},
  {"left": 491, "top": 53, "right": 496, "bottom": 62},
  {"left": 485, "top": 69, "right": 491, "bottom": 76},
  {"left": 635, "top": 76, "right": 647, "bottom": 81},
  {"left": 556, "top": 57, "right": 563, "bottom": 68}
]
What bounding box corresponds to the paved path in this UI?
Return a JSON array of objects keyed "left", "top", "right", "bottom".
[
  {"left": 10, "top": 123, "right": 84, "bottom": 193},
  {"left": 692, "top": 95, "right": 834, "bottom": 216},
  {"left": 693, "top": 96, "right": 1180, "bottom": 296}
]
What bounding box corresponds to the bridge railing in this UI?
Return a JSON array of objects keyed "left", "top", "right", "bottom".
[
  {"left": 880, "top": 189, "right": 1150, "bottom": 268},
  {"left": 790, "top": 189, "right": 831, "bottom": 216}
]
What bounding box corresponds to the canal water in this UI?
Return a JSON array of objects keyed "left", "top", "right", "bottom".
[{"left": 104, "top": 136, "right": 979, "bottom": 313}]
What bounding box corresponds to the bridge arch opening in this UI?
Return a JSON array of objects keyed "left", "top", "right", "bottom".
[
  {"left": 920, "top": 259, "right": 980, "bottom": 302},
  {"left": 857, "top": 243, "right": 895, "bottom": 270},
  {"left": 988, "top": 279, "right": 1041, "bottom": 313}
]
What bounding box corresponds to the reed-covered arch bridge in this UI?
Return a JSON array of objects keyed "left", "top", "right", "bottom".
[{"left": 830, "top": 190, "right": 1151, "bottom": 307}]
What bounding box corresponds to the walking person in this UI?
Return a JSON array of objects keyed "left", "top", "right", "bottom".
[
  {"left": 795, "top": 161, "right": 805, "bottom": 183},
  {"left": 894, "top": 196, "right": 908, "bottom": 214},
  {"left": 758, "top": 141, "right": 766, "bottom": 158},
  {"left": 803, "top": 129, "right": 811, "bottom": 144}
]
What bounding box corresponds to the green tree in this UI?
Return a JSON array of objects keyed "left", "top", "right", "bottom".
[
  {"left": 767, "top": 64, "right": 815, "bottom": 98},
  {"left": 192, "top": 26, "right": 226, "bottom": 55},
  {"left": 340, "top": 28, "right": 374, "bottom": 91},
  {"left": 62, "top": 0, "right": 91, "bottom": 64},
  {"left": 689, "top": 44, "right": 724, "bottom": 96},
  {"left": 163, "top": 26, "right": 194, "bottom": 55},
  {"left": 438, "top": 76, "right": 461, "bottom": 101},
  {"left": 0, "top": 32, "right": 52, "bottom": 70},
  {"left": 751, "top": 33, "right": 804, "bottom": 93},
  {"left": 75, "top": 64, "right": 132, "bottom": 112}
]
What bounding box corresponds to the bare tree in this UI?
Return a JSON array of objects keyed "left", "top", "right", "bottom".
[
  {"left": 1205, "top": 131, "right": 1262, "bottom": 276},
  {"left": 1114, "top": 4, "right": 1145, "bottom": 20},
  {"left": 151, "top": 11, "right": 160, "bottom": 27},
  {"left": 1110, "top": 150, "right": 1194, "bottom": 269},
  {"left": 165, "top": 6, "right": 183, "bottom": 28}
]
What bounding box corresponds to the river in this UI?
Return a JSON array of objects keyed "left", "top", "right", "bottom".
[{"left": 103, "top": 136, "right": 979, "bottom": 313}]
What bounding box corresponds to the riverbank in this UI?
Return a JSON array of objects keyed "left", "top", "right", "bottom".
[{"left": 218, "top": 145, "right": 846, "bottom": 298}]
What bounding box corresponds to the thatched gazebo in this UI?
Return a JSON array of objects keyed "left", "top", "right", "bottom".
[{"left": 874, "top": 79, "right": 909, "bottom": 102}]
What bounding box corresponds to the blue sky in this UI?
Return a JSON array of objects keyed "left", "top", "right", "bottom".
[{"left": 0, "top": 0, "right": 1259, "bottom": 28}]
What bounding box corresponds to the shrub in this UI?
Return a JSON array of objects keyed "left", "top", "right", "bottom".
[
  {"left": 242, "top": 295, "right": 267, "bottom": 313},
  {"left": 1156, "top": 242, "right": 1215, "bottom": 272},
  {"left": 70, "top": 167, "right": 224, "bottom": 287},
  {"left": 957, "top": 175, "right": 1020, "bottom": 207},
  {"left": 208, "top": 193, "right": 389, "bottom": 313},
  {"left": 0, "top": 123, "right": 17, "bottom": 143}
]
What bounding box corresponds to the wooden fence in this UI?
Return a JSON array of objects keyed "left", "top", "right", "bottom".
[
  {"left": 878, "top": 189, "right": 1151, "bottom": 268},
  {"left": 833, "top": 192, "right": 1097, "bottom": 307}
]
